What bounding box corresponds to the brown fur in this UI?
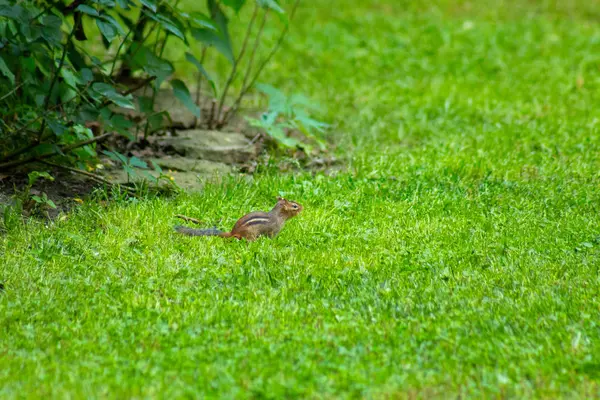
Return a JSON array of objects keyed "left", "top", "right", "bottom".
[{"left": 175, "top": 198, "right": 303, "bottom": 241}]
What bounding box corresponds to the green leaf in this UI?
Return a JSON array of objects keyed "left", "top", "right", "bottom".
[
  {"left": 92, "top": 82, "right": 135, "bottom": 109},
  {"left": 266, "top": 124, "right": 300, "bottom": 148},
  {"left": 147, "top": 111, "right": 169, "bottom": 131},
  {"left": 109, "top": 114, "right": 135, "bottom": 140},
  {"left": 132, "top": 46, "right": 174, "bottom": 87},
  {"left": 129, "top": 156, "right": 148, "bottom": 169},
  {"left": 91, "top": 82, "right": 117, "bottom": 95},
  {"left": 123, "top": 165, "right": 136, "bottom": 178},
  {"left": 206, "top": 0, "right": 233, "bottom": 62},
  {"left": 185, "top": 52, "right": 216, "bottom": 95},
  {"left": 151, "top": 160, "right": 163, "bottom": 174},
  {"left": 0, "top": 4, "right": 23, "bottom": 20},
  {"left": 157, "top": 15, "right": 185, "bottom": 41},
  {"left": 137, "top": 96, "right": 154, "bottom": 114},
  {"left": 28, "top": 171, "right": 54, "bottom": 186},
  {"left": 222, "top": 0, "right": 246, "bottom": 12},
  {"left": 48, "top": 120, "right": 67, "bottom": 136},
  {"left": 256, "top": 83, "right": 287, "bottom": 113},
  {"left": 20, "top": 57, "right": 36, "bottom": 73},
  {"left": 61, "top": 68, "right": 81, "bottom": 88},
  {"left": 143, "top": 171, "right": 159, "bottom": 184},
  {"left": 257, "top": 0, "right": 284, "bottom": 13},
  {"left": 93, "top": 0, "right": 117, "bottom": 7},
  {"left": 102, "top": 150, "right": 128, "bottom": 165},
  {"left": 32, "top": 144, "right": 61, "bottom": 157},
  {"left": 45, "top": 198, "right": 57, "bottom": 209},
  {"left": 109, "top": 94, "right": 135, "bottom": 109},
  {"left": 139, "top": 0, "right": 157, "bottom": 12},
  {"left": 41, "top": 15, "right": 63, "bottom": 46},
  {"left": 73, "top": 144, "right": 97, "bottom": 160},
  {"left": 67, "top": 43, "right": 87, "bottom": 70},
  {"left": 73, "top": 125, "right": 94, "bottom": 140},
  {"left": 79, "top": 68, "right": 93, "bottom": 84},
  {"left": 0, "top": 55, "right": 14, "bottom": 84},
  {"left": 190, "top": 28, "right": 233, "bottom": 64},
  {"left": 99, "top": 14, "right": 126, "bottom": 36},
  {"left": 76, "top": 4, "right": 99, "bottom": 16},
  {"left": 188, "top": 12, "right": 217, "bottom": 30},
  {"left": 142, "top": 10, "right": 186, "bottom": 41},
  {"left": 170, "top": 79, "right": 200, "bottom": 118},
  {"left": 116, "top": 0, "right": 131, "bottom": 9},
  {"left": 96, "top": 18, "right": 117, "bottom": 42}
]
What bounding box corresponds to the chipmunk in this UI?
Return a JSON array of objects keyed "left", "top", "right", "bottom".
[{"left": 175, "top": 197, "right": 303, "bottom": 241}]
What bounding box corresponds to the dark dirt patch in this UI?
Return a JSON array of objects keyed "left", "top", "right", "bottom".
[{"left": 0, "top": 167, "right": 102, "bottom": 218}]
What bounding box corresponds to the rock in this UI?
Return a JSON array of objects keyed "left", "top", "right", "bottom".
[
  {"left": 157, "top": 130, "right": 258, "bottom": 164},
  {"left": 102, "top": 158, "right": 234, "bottom": 192},
  {"left": 150, "top": 157, "right": 233, "bottom": 175}
]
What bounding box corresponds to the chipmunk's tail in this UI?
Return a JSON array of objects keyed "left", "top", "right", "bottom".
[{"left": 174, "top": 226, "right": 233, "bottom": 238}]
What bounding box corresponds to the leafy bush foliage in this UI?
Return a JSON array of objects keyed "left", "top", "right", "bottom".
[{"left": 0, "top": 0, "right": 303, "bottom": 179}]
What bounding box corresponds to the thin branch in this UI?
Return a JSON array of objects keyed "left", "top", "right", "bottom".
[
  {"left": 38, "top": 18, "right": 79, "bottom": 142},
  {"left": 144, "top": 32, "right": 170, "bottom": 140},
  {"left": 215, "top": 3, "right": 260, "bottom": 125},
  {"left": 39, "top": 160, "right": 135, "bottom": 193},
  {"left": 1, "top": 142, "right": 40, "bottom": 164},
  {"left": 0, "top": 132, "right": 114, "bottom": 171},
  {"left": 194, "top": 46, "right": 208, "bottom": 127},
  {"left": 223, "top": 9, "right": 270, "bottom": 126},
  {"left": 110, "top": 28, "right": 134, "bottom": 76},
  {"left": 0, "top": 80, "right": 28, "bottom": 103},
  {"left": 208, "top": 99, "right": 217, "bottom": 129},
  {"left": 241, "top": 10, "right": 269, "bottom": 100},
  {"left": 223, "top": 0, "right": 301, "bottom": 125}
]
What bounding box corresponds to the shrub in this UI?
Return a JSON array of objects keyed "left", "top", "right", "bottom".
[{"left": 0, "top": 0, "right": 303, "bottom": 181}]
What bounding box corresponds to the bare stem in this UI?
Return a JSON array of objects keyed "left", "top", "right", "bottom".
[
  {"left": 0, "top": 80, "right": 27, "bottom": 103},
  {"left": 39, "top": 160, "right": 135, "bottom": 193},
  {"left": 224, "top": 0, "right": 301, "bottom": 125},
  {"left": 241, "top": 10, "right": 269, "bottom": 98},
  {"left": 110, "top": 28, "right": 134, "bottom": 77},
  {"left": 194, "top": 46, "right": 208, "bottom": 127},
  {"left": 144, "top": 32, "right": 170, "bottom": 140},
  {"left": 0, "top": 133, "right": 115, "bottom": 171},
  {"left": 223, "top": 9, "right": 269, "bottom": 126},
  {"left": 38, "top": 19, "right": 79, "bottom": 141},
  {"left": 214, "top": 3, "right": 260, "bottom": 127}
]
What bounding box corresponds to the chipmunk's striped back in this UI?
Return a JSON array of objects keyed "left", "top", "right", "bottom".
[{"left": 174, "top": 198, "right": 303, "bottom": 241}]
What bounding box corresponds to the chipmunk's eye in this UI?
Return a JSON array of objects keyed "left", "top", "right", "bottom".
[{"left": 291, "top": 204, "right": 299, "bottom": 209}]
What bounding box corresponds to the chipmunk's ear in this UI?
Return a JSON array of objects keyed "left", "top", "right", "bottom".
[{"left": 277, "top": 196, "right": 285, "bottom": 201}]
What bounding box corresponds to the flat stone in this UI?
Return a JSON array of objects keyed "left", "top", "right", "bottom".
[
  {"left": 157, "top": 130, "right": 257, "bottom": 164},
  {"left": 102, "top": 158, "right": 234, "bottom": 191},
  {"left": 150, "top": 157, "right": 232, "bottom": 174}
]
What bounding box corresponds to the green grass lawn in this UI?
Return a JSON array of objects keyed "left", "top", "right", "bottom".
[{"left": 3, "top": 0, "right": 600, "bottom": 397}]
